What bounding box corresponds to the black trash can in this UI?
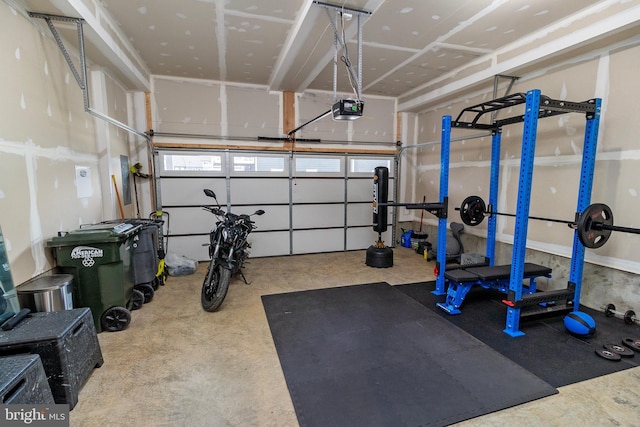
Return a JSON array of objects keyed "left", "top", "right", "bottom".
[{"left": 128, "top": 219, "right": 162, "bottom": 289}]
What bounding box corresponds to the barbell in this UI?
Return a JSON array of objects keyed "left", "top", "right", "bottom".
[
  {"left": 457, "top": 195, "right": 640, "bottom": 249},
  {"left": 602, "top": 303, "right": 638, "bottom": 325}
]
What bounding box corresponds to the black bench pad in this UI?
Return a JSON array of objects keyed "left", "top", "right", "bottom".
[
  {"left": 464, "top": 263, "right": 551, "bottom": 281},
  {"left": 444, "top": 269, "right": 480, "bottom": 282}
]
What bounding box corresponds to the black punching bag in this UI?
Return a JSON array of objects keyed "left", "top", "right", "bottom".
[
  {"left": 373, "top": 166, "right": 389, "bottom": 233},
  {"left": 367, "top": 166, "right": 393, "bottom": 268}
]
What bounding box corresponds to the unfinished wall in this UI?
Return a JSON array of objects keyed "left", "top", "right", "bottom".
[
  {"left": 151, "top": 76, "right": 282, "bottom": 141},
  {"left": 151, "top": 76, "right": 397, "bottom": 149},
  {"left": 0, "top": 4, "right": 135, "bottom": 287},
  {"left": 407, "top": 37, "right": 640, "bottom": 310}
]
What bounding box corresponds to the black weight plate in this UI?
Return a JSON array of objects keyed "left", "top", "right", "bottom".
[
  {"left": 460, "top": 196, "right": 486, "bottom": 226},
  {"left": 595, "top": 348, "right": 621, "bottom": 361},
  {"left": 603, "top": 343, "right": 635, "bottom": 358},
  {"left": 577, "top": 203, "right": 613, "bottom": 249},
  {"left": 604, "top": 303, "right": 616, "bottom": 317},
  {"left": 624, "top": 310, "right": 636, "bottom": 325},
  {"left": 622, "top": 338, "right": 640, "bottom": 352}
]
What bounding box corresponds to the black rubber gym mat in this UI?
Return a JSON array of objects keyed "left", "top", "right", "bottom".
[
  {"left": 262, "top": 282, "right": 557, "bottom": 427},
  {"left": 396, "top": 281, "right": 640, "bottom": 388}
]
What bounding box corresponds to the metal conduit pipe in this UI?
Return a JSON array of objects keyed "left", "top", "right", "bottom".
[
  {"left": 87, "top": 108, "right": 149, "bottom": 142},
  {"left": 398, "top": 74, "right": 518, "bottom": 159},
  {"left": 398, "top": 132, "right": 492, "bottom": 158},
  {"left": 29, "top": 12, "right": 157, "bottom": 211},
  {"left": 395, "top": 74, "right": 518, "bottom": 224},
  {"left": 28, "top": 12, "right": 151, "bottom": 144},
  {"left": 394, "top": 132, "right": 491, "bottom": 233}
]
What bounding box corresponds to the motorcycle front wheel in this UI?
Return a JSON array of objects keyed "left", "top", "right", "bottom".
[{"left": 201, "top": 262, "right": 232, "bottom": 312}]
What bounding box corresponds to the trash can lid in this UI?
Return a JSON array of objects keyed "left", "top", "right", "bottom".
[
  {"left": 100, "top": 218, "right": 164, "bottom": 227},
  {"left": 46, "top": 223, "right": 141, "bottom": 246},
  {"left": 17, "top": 274, "right": 74, "bottom": 293},
  {"left": 79, "top": 222, "right": 139, "bottom": 234}
]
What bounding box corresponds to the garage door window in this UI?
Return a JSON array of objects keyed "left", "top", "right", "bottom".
[
  {"left": 295, "top": 156, "right": 342, "bottom": 174},
  {"left": 350, "top": 158, "right": 391, "bottom": 174},
  {"left": 232, "top": 154, "right": 286, "bottom": 173},
  {"left": 162, "top": 154, "right": 222, "bottom": 172}
]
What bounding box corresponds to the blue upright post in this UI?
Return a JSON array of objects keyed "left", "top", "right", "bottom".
[
  {"left": 434, "top": 115, "right": 451, "bottom": 295},
  {"left": 486, "top": 130, "right": 502, "bottom": 265},
  {"left": 504, "top": 90, "right": 541, "bottom": 337},
  {"left": 568, "top": 98, "right": 601, "bottom": 309}
]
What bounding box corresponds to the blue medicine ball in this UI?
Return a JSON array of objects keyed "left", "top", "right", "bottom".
[{"left": 563, "top": 311, "right": 596, "bottom": 337}]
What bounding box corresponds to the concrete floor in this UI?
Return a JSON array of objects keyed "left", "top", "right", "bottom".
[{"left": 70, "top": 250, "right": 640, "bottom": 426}]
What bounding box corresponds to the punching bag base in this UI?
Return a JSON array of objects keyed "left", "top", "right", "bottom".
[{"left": 366, "top": 245, "right": 394, "bottom": 268}]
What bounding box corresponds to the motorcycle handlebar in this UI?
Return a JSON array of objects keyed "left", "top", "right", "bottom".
[{"left": 202, "top": 207, "right": 261, "bottom": 225}]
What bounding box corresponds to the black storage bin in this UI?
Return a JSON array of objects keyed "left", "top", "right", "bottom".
[
  {"left": 0, "top": 308, "right": 103, "bottom": 409},
  {"left": 0, "top": 354, "right": 54, "bottom": 404}
]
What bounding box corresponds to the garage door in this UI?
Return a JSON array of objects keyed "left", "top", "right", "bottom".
[{"left": 155, "top": 149, "right": 395, "bottom": 260}]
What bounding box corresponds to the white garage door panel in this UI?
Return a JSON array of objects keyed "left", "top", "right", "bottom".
[
  {"left": 293, "top": 229, "right": 343, "bottom": 254},
  {"left": 348, "top": 204, "right": 393, "bottom": 227},
  {"left": 161, "top": 177, "right": 228, "bottom": 205},
  {"left": 248, "top": 231, "right": 289, "bottom": 257},
  {"left": 167, "top": 232, "right": 287, "bottom": 262},
  {"left": 347, "top": 203, "right": 382, "bottom": 227},
  {"left": 292, "top": 204, "right": 343, "bottom": 228},
  {"left": 346, "top": 228, "right": 392, "bottom": 250},
  {"left": 167, "top": 235, "right": 209, "bottom": 262},
  {"left": 292, "top": 180, "right": 344, "bottom": 203},
  {"left": 229, "top": 178, "right": 289, "bottom": 204},
  {"left": 347, "top": 179, "right": 373, "bottom": 203},
  {"left": 347, "top": 178, "right": 395, "bottom": 201},
  {"left": 162, "top": 207, "right": 216, "bottom": 235},
  {"left": 248, "top": 205, "right": 289, "bottom": 230}
]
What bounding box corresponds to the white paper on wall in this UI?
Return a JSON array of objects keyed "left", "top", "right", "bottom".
[{"left": 76, "top": 166, "right": 93, "bottom": 198}]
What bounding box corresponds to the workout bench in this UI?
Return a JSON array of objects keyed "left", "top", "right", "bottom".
[{"left": 437, "top": 263, "right": 552, "bottom": 315}]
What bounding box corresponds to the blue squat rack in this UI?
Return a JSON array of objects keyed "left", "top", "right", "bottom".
[{"left": 433, "top": 89, "right": 601, "bottom": 337}]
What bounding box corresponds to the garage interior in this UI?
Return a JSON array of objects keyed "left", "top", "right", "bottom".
[{"left": 1, "top": 0, "right": 640, "bottom": 425}]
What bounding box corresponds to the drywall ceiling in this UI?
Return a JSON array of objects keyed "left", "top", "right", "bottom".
[{"left": 18, "top": 0, "right": 640, "bottom": 110}]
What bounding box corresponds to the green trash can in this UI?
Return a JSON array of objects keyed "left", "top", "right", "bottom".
[{"left": 46, "top": 223, "right": 141, "bottom": 333}]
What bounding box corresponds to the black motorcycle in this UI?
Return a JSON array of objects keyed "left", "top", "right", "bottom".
[{"left": 201, "top": 189, "right": 265, "bottom": 312}]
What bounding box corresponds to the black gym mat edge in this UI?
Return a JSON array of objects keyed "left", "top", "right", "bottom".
[
  {"left": 262, "top": 282, "right": 558, "bottom": 427},
  {"left": 395, "top": 281, "right": 640, "bottom": 388}
]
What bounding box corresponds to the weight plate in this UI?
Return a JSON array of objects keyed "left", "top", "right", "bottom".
[
  {"left": 595, "top": 348, "right": 621, "bottom": 361},
  {"left": 622, "top": 338, "right": 640, "bottom": 352},
  {"left": 577, "top": 203, "right": 613, "bottom": 249},
  {"left": 459, "top": 196, "right": 486, "bottom": 226},
  {"left": 603, "top": 343, "right": 635, "bottom": 358},
  {"left": 604, "top": 303, "right": 616, "bottom": 317},
  {"left": 624, "top": 310, "right": 636, "bottom": 325}
]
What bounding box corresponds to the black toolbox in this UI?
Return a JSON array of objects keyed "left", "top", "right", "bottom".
[{"left": 0, "top": 308, "right": 103, "bottom": 409}]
